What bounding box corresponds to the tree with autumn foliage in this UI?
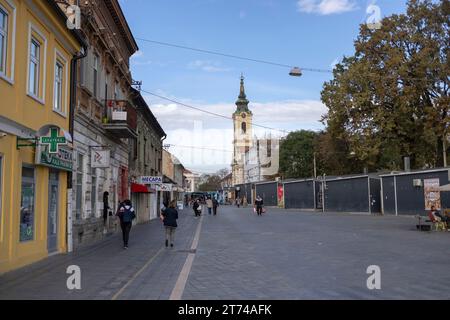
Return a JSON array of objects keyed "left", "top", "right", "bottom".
[{"left": 321, "top": 0, "right": 449, "bottom": 171}]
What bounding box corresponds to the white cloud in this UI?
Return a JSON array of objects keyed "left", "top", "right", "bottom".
[
  {"left": 145, "top": 95, "right": 326, "bottom": 172},
  {"left": 297, "top": 0, "right": 357, "bottom": 15},
  {"left": 187, "top": 60, "right": 231, "bottom": 73}
]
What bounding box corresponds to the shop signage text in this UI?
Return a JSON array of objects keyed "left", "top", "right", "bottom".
[
  {"left": 36, "top": 144, "right": 73, "bottom": 171},
  {"left": 140, "top": 176, "right": 163, "bottom": 184}
]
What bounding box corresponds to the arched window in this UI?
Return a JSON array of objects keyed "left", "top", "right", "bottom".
[{"left": 241, "top": 122, "right": 247, "bottom": 135}]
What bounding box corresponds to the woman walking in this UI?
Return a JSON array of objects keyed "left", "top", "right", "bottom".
[
  {"left": 161, "top": 200, "right": 179, "bottom": 248},
  {"left": 254, "top": 195, "right": 264, "bottom": 216},
  {"left": 117, "top": 199, "right": 136, "bottom": 249},
  {"left": 193, "top": 199, "right": 202, "bottom": 217}
]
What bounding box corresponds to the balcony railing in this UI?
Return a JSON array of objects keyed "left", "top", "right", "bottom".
[{"left": 102, "top": 100, "right": 137, "bottom": 138}]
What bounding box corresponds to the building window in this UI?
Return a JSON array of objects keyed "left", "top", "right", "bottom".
[
  {"left": 91, "top": 167, "right": 96, "bottom": 217},
  {"left": 93, "top": 54, "right": 98, "bottom": 97},
  {"left": 241, "top": 122, "right": 247, "bottom": 135},
  {"left": 267, "top": 140, "right": 272, "bottom": 158},
  {"left": 0, "top": 7, "right": 7, "bottom": 74},
  {"left": 28, "top": 39, "right": 40, "bottom": 97},
  {"left": 75, "top": 153, "right": 83, "bottom": 220},
  {"left": 53, "top": 61, "right": 63, "bottom": 112},
  {"left": 20, "top": 166, "right": 35, "bottom": 242}
]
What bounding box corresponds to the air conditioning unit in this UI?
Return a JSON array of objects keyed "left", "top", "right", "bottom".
[{"left": 413, "top": 179, "right": 423, "bottom": 187}]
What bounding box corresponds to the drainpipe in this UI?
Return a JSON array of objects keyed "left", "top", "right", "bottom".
[{"left": 67, "top": 46, "right": 87, "bottom": 253}]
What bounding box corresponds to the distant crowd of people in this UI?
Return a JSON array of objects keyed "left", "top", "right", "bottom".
[{"left": 113, "top": 194, "right": 267, "bottom": 250}]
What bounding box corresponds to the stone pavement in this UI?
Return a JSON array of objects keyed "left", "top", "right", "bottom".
[{"left": 1, "top": 206, "right": 449, "bottom": 300}]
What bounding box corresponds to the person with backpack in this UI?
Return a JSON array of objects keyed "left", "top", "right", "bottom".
[
  {"left": 116, "top": 199, "right": 136, "bottom": 249},
  {"left": 160, "top": 200, "right": 179, "bottom": 248}
]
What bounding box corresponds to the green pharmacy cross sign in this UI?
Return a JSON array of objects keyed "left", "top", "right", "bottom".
[{"left": 40, "top": 128, "right": 67, "bottom": 154}]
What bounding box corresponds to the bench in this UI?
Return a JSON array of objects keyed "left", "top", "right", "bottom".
[{"left": 416, "top": 215, "right": 447, "bottom": 232}]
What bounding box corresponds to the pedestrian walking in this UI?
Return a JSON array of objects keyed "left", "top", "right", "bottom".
[
  {"left": 102, "top": 191, "right": 111, "bottom": 225},
  {"left": 236, "top": 197, "right": 241, "bottom": 208},
  {"left": 161, "top": 200, "right": 179, "bottom": 248},
  {"left": 193, "top": 199, "right": 202, "bottom": 217},
  {"left": 116, "top": 199, "right": 136, "bottom": 249},
  {"left": 212, "top": 198, "right": 219, "bottom": 216},
  {"left": 206, "top": 197, "right": 213, "bottom": 215},
  {"left": 254, "top": 195, "right": 264, "bottom": 216}
]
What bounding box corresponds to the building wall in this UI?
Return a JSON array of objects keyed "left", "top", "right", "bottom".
[
  {"left": 162, "top": 149, "right": 174, "bottom": 181},
  {"left": 0, "top": 0, "right": 80, "bottom": 273},
  {"left": 70, "top": 0, "right": 137, "bottom": 249}
]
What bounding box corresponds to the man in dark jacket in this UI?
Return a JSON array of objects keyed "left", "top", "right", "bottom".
[
  {"left": 117, "top": 200, "right": 136, "bottom": 249},
  {"left": 212, "top": 198, "right": 219, "bottom": 216},
  {"left": 161, "top": 200, "right": 179, "bottom": 248}
]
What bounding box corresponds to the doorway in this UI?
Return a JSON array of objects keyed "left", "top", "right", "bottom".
[{"left": 47, "top": 170, "right": 59, "bottom": 253}]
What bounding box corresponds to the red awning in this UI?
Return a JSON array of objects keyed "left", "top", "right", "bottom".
[{"left": 131, "top": 183, "right": 152, "bottom": 193}]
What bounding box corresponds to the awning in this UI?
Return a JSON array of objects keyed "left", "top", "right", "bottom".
[
  {"left": 437, "top": 184, "right": 450, "bottom": 192},
  {"left": 131, "top": 183, "right": 154, "bottom": 193}
]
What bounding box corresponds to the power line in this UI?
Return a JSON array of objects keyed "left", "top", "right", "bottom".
[
  {"left": 140, "top": 89, "right": 291, "bottom": 134},
  {"left": 135, "top": 37, "right": 333, "bottom": 74},
  {"left": 167, "top": 144, "right": 233, "bottom": 153}
]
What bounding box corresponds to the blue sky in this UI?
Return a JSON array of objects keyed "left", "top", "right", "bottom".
[{"left": 119, "top": 0, "right": 409, "bottom": 173}]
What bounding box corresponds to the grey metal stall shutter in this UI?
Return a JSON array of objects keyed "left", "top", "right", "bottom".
[
  {"left": 255, "top": 182, "right": 277, "bottom": 207},
  {"left": 284, "top": 181, "right": 315, "bottom": 209},
  {"left": 324, "top": 177, "right": 369, "bottom": 212}
]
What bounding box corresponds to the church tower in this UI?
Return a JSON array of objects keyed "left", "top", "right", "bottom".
[{"left": 232, "top": 75, "right": 253, "bottom": 186}]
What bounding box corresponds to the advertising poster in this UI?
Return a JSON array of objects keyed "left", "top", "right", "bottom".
[
  {"left": 424, "top": 178, "right": 441, "bottom": 210},
  {"left": 278, "top": 184, "right": 284, "bottom": 208}
]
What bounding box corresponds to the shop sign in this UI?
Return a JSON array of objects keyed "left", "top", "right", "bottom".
[
  {"left": 154, "top": 183, "right": 173, "bottom": 192},
  {"left": 39, "top": 128, "right": 67, "bottom": 154},
  {"left": 36, "top": 144, "right": 73, "bottom": 171},
  {"left": 91, "top": 149, "right": 110, "bottom": 168},
  {"left": 140, "top": 176, "right": 163, "bottom": 184}
]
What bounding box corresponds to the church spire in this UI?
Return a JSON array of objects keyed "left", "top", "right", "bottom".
[
  {"left": 239, "top": 74, "right": 246, "bottom": 99},
  {"left": 235, "top": 74, "right": 251, "bottom": 114}
]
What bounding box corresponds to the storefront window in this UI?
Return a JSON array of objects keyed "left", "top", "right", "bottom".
[{"left": 20, "top": 166, "right": 35, "bottom": 242}]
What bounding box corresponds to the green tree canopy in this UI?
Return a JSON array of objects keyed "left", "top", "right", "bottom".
[
  {"left": 279, "top": 130, "right": 318, "bottom": 179},
  {"left": 321, "top": 0, "right": 449, "bottom": 171}
]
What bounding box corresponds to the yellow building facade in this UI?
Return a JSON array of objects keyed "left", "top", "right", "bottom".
[{"left": 0, "top": 0, "right": 82, "bottom": 274}]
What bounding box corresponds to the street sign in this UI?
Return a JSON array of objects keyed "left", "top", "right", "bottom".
[
  {"left": 91, "top": 149, "right": 110, "bottom": 168},
  {"left": 140, "top": 176, "right": 163, "bottom": 184},
  {"left": 154, "top": 183, "right": 172, "bottom": 191},
  {"left": 39, "top": 128, "right": 67, "bottom": 154}
]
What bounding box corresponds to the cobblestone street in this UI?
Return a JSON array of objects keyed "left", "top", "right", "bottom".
[{"left": 1, "top": 206, "right": 449, "bottom": 300}]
